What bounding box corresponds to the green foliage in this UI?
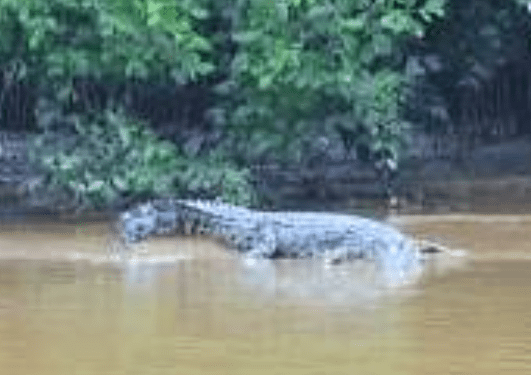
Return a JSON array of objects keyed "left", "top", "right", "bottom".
[
  {"left": 183, "top": 147, "right": 259, "bottom": 207},
  {"left": 0, "top": 0, "right": 214, "bottom": 97},
  {"left": 0, "top": 0, "right": 262, "bottom": 210},
  {"left": 27, "top": 109, "right": 258, "bottom": 214},
  {"left": 12, "top": 0, "right": 531, "bottom": 209},
  {"left": 213, "top": 0, "right": 448, "bottom": 166}
]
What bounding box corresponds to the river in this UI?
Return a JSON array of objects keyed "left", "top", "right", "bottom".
[{"left": 0, "top": 214, "right": 528, "bottom": 374}]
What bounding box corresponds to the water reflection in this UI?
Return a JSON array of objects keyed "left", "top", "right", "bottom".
[
  {"left": 116, "top": 254, "right": 422, "bottom": 312},
  {"left": 236, "top": 257, "right": 395, "bottom": 307}
]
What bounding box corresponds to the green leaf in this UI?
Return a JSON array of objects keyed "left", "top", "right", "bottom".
[
  {"left": 276, "top": 1, "right": 288, "bottom": 22},
  {"left": 190, "top": 7, "right": 208, "bottom": 20},
  {"left": 146, "top": 0, "right": 165, "bottom": 15},
  {"left": 147, "top": 12, "right": 161, "bottom": 26},
  {"left": 306, "top": 5, "right": 333, "bottom": 20},
  {"left": 195, "top": 61, "right": 215, "bottom": 75},
  {"left": 231, "top": 53, "right": 250, "bottom": 72},
  {"left": 185, "top": 35, "right": 211, "bottom": 52},
  {"left": 111, "top": 176, "right": 128, "bottom": 191},
  {"left": 69, "top": 181, "right": 86, "bottom": 192},
  {"left": 87, "top": 180, "right": 105, "bottom": 192},
  {"left": 380, "top": 10, "right": 413, "bottom": 33},
  {"left": 423, "top": 0, "right": 445, "bottom": 18},
  {"left": 117, "top": 125, "right": 132, "bottom": 146},
  {"left": 143, "top": 142, "right": 158, "bottom": 161},
  {"left": 232, "top": 30, "right": 263, "bottom": 44},
  {"left": 372, "top": 33, "right": 393, "bottom": 57},
  {"left": 419, "top": 9, "right": 432, "bottom": 22},
  {"left": 28, "top": 29, "right": 44, "bottom": 50},
  {"left": 340, "top": 17, "right": 365, "bottom": 32}
]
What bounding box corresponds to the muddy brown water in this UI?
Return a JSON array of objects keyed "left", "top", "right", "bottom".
[{"left": 0, "top": 214, "right": 529, "bottom": 374}]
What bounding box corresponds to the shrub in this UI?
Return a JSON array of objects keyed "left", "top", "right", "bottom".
[{"left": 27, "top": 107, "right": 258, "bottom": 216}]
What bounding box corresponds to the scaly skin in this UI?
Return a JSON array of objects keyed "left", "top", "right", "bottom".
[{"left": 112, "top": 198, "right": 425, "bottom": 285}]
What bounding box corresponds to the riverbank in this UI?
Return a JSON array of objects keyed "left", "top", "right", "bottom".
[{"left": 3, "top": 129, "right": 531, "bottom": 218}]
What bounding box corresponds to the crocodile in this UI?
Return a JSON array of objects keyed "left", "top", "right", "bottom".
[{"left": 109, "top": 198, "right": 436, "bottom": 285}]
